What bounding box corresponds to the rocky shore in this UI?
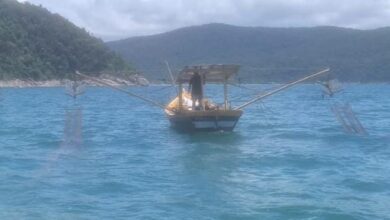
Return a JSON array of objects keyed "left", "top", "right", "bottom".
[{"left": 0, "top": 74, "right": 149, "bottom": 88}]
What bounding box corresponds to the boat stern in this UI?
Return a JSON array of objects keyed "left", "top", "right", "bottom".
[{"left": 165, "top": 109, "right": 243, "bottom": 132}]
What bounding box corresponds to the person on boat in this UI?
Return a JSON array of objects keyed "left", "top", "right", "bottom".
[{"left": 188, "top": 71, "right": 204, "bottom": 110}]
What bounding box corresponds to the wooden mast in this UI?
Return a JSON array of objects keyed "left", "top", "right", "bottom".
[{"left": 224, "top": 75, "right": 228, "bottom": 110}]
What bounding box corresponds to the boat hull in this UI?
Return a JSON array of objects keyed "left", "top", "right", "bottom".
[{"left": 166, "top": 110, "right": 243, "bottom": 132}]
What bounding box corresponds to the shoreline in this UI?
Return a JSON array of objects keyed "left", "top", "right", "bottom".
[
  {"left": 0, "top": 75, "right": 149, "bottom": 88},
  {"left": 0, "top": 80, "right": 387, "bottom": 88}
]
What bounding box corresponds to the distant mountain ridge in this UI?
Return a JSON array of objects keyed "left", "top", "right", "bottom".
[
  {"left": 107, "top": 23, "right": 390, "bottom": 82},
  {"left": 0, "top": 0, "right": 130, "bottom": 80}
]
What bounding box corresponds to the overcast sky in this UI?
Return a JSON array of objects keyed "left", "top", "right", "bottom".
[{"left": 18, "top": 0, "right": 390, "bottom": 41}]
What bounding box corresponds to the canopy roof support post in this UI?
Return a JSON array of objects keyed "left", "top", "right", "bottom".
[
  {"left": 178, "top": 83, "right": 183, "bottom": 110},
  {"left": 224, "top": 76, "right": 228, "bottom": 110}
]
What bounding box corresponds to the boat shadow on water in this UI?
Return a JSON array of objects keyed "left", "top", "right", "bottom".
[{"left": 179, "top": 129, "right": 245, "bottom": 146}]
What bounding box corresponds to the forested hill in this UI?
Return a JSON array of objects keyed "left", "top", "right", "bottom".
[
  {"left": 108, "top": 23, "right": 390, "bottom": 82},
  {"left": 0, "top": 0, "right": 130, "bottom": 80}
]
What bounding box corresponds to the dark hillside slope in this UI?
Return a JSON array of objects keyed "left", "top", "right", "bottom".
[
  {"left": 0, "top": 0, "right": 130, "bottom": 80},
  {"left": 108, "top": 23, "right": 390, "bottom": 82}
]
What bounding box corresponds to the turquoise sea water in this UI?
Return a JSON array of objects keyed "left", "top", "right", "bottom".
[{"left": 0, "top": 84, "right": 389, "bottom": 219}]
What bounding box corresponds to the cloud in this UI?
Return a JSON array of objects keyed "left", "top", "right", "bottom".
[{"left": 19, "top": 0, "right": 390, "bottom": 41}]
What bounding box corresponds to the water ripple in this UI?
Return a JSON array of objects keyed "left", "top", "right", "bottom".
[{"left": 0, "top": 85, "right": 389, "bottom": 219}]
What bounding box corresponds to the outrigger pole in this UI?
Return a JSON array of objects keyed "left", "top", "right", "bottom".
[
  {"left": 235, "top": 68, "right": 330, "bottom": 110},
  {"left": 75, "top": 71, "right": 166, "bottom": 109}
]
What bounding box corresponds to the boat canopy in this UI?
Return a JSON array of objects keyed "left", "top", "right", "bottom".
[{"left": 176, "top": 64, "right": 240, "bottom": 83}]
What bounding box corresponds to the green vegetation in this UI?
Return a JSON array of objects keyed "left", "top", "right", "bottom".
[
  {"left": 108, "top": 23, "right": 390, "bottom": 82},
  {"left": 0, "top": 0, "right": 131, "bottom": 80}
]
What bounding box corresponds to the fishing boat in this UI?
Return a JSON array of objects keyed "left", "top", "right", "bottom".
[
  {"left": 76, "top": 65, "right": 329, "bottom": 132},
  {"left": 165, "top": 64, "right": 242, "bottom": 132}
]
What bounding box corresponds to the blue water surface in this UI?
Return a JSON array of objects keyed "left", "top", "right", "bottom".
[{"left": 0, "top": 84, "right": 389, "bottom": 220}]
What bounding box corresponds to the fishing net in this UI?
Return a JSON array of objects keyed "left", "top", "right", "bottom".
[
  {"left": 39, "top": 107, "right": 83, "bottom": 175},
  {"left": 320, "top": 79, "right": 343, "bottom": 98},
  {"left": 320, "top": 79, "right": 368, "bottom": 135},
  {"left": 330, "top": 102, "right": 368, "bottom": 135},
  {"left": 63, "top": 108, "right": 83, "bottom": 147},
  {"left": 65, "top": 80, "right": 85, "bottom": 99}
]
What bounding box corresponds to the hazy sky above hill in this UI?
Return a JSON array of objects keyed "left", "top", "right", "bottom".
[{"left": 18, "top": 0, "right": 390, "bottom": 41}]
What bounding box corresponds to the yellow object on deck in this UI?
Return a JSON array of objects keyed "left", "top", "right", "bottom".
[{"left": 166, "top": 90, "right": 192, "bottom": 111}]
